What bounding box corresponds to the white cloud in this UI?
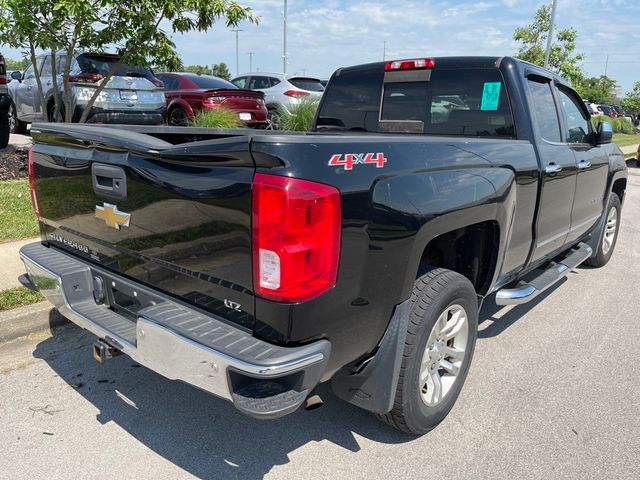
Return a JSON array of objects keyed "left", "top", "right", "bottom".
[{"left": 1, "top": 0, "right": 637, "bottom": 92}]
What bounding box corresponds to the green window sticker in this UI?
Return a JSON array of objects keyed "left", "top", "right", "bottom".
[{"left": 481, "top": 82, "right": 502, "bottom": 111}]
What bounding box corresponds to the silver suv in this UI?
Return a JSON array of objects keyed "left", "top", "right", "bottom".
[
  {"left": 231, "top": 73, "right": 324, "bottom": 129},
  {"left": 8, "top": 52, "right": 166, "bottom": 133}
]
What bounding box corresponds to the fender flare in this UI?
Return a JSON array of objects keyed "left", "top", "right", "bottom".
[{"left": 166, "top": 99, "right": 195, "bottom": 118}]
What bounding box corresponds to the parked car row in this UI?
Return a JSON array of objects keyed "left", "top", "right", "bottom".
[
  {"left": 583, "top": 100, "right": 637, "bottom": 124},
  {"left": 5, "top": 51, "right": 327, "bottom": 132}
]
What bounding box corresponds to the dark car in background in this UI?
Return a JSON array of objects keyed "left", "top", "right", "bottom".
[
  {"left": 611, "top": 105, "right": 626, "bottom": 117},
  {"left": 599, "top": 105, "right": 617, "bottom": 118},
  {"left": 155, "top": 73, "right": 267, "bottom": 127}
]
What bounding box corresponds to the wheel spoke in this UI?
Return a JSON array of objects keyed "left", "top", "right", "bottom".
[
  {"left": 428, "top": 372, "right": 442, "bottom": 403},
  {"left": 441, "top": 345, "right": 465, "bottom": 361},
  {"left": 441, "top": 310, "right": 466, "bottom": 340},
  {"left": 439, "top": 359, "right": 459, "bottom": 376},
  {"left": 419, "top": 303, "right": 470, "bottom": 407}
]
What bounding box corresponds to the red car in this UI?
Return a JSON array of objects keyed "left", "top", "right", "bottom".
[{"left": 156, "top": 72, "right": 268, "bottom": 127}]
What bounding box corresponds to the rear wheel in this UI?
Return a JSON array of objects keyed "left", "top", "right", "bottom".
[
  {"left": 0, "top": 106, "right": 9, "bottom": 148},
  {"left": 169, "top": 107, "right": 189, "bottom": 126},
  {"left": 376, "top": 268, "right": 478, "bottom": 435},
  {"left": 586, "top": 192, "right": 621, "bottom": 267},
  {"left": 265, "top": 110, "right": 281, "bottom": 130},
  {"left": 9, "top": 101, "right": 27, "bottom": 134}
]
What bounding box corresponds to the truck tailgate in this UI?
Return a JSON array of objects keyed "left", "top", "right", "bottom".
[{"left": 30, "top": 124, "right": 256, "bottom": 330}]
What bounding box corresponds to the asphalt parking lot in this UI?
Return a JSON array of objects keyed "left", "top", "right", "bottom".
[{"left": 1, "top": 165, "right": 639, "bottom": 480}]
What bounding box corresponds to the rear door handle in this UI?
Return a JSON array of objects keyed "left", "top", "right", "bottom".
[
  {"left": 577, "top": 160, "right": 591, "bottom": 169},
  {"left": 92, "top": 163, "right": 127, "bottom": 200},
  {"left": 545, "top": 163, "right": 562, "bottom": 174}
]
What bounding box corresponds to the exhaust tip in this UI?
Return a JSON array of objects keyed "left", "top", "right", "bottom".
[{"left": 304, "top": 394, "right": 324, "bottom": 411}]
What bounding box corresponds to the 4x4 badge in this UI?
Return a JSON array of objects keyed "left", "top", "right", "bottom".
[{"left": 95, "top": 203, "right": 131, "bottom": 230}]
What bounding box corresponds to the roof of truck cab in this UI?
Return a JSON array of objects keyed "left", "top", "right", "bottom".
[{"left": 333, "top": 56, "right": 571, "bottom": 86}]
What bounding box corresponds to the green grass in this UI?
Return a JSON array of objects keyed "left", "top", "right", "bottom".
[
  {"left": 192, "top": 107, "right": 243, "bottom": 129},
  {"left": 280, "top": 98, "right": 320, "bottom": 132},
  {"left": 613, "top": 133, "right": 640, "bottom": 148},
  {"left": 0, "top": 287, "right": 44, "bottom": 311},
  {"left": 0, "top": 180, "right": 39, "bottom": 242},
  {"left": 592, "top": 115, "right": 637, "bottom": 134}
]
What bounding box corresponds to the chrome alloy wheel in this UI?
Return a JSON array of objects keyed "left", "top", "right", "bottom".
[
  {"left": 602, "top": 206, "right": 618, "bottom": 255},
  {"left": 419, "top": 304, "right": 469, "bottom": 407}
]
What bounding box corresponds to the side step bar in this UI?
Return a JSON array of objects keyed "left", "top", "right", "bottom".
[{"left": 495, "top": 242, "right": 592, "bottom": 306}]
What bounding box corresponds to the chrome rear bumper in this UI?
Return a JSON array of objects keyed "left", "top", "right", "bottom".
[{"left": 20, "top": 242, "right": 330, "bottom": 419}]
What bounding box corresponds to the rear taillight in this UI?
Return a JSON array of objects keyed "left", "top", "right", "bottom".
[
  {"left": 68, "top": 73, "right": 103, "bottom": 83},
  {"left": 203, "top": 96, "right": 226, "bottom": 107},
  {"left": 384, "top": 58, "right": 435, "bottom": 71},
  {"left": 28, "top": 148, "right": 40, "bottom": 217},
  {"left": 252, "top": 173, "right": 341, "bottom": 303},
  {"left": 283, "top": 90, "right": 310, "bottom": 97}
]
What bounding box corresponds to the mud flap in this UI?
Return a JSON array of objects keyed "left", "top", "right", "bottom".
[{"left": 331, "top": 298, "right": 412, "bottom": 414}]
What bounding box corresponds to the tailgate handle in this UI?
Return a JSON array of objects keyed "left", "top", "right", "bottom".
[{"left": 92, "top": 164, "right": 127, "bottom": 200}]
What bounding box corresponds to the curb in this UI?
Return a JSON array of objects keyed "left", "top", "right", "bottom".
[{"left": 0, "top": 301, "right": 69, "bottom": 343}]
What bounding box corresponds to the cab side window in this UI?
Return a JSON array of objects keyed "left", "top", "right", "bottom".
[
  {"left": 233, "top": 76, "right": 248, "bottom": 88},
  {"left": 40, "top": 56, "right": 52, "bottom": 76},
  {"left": 557, "top": 88, "right": 592, "bottom": 144},
  {"left": 23, "top": 63, "right": 36, "bottom": 80},
  {"left": 56, "top": 54, "right": 68, "bottom": 73},
  {"left": 249, "top": 76, "right": 271, "bottom": 89},
  {"left": 527, "top": 77, "right": 562, "bottom": 142}
]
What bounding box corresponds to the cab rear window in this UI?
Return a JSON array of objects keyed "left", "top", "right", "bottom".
[{"left": 316, "top": 66, "right": 515, "bottom": 138}]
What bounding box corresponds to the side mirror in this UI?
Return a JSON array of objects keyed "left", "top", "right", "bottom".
[
  {"left": 596, "top": 121, "right": 613, "bottom": 145},
  {"left": 10, "top": 71, "right": 22, "bottom": 81}
]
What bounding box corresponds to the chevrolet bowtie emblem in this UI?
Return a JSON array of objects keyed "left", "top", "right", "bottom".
[{"left": 95, "top": 203, "right": 131, "bottom": 230}]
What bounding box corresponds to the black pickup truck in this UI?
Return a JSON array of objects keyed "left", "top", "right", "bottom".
[{"left": 20, "top": 56, "right": 627, "bottom": 435}]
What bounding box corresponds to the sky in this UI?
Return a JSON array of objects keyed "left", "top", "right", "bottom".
[{"left": 2, "top": 0, "right": 639, "bottom": 94}]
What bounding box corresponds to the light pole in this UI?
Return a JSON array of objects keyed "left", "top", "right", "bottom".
[
  {"left": 247, "top": 52, "right": 255, "bottom": 72},
  {"left": 383, "top": 40, "right": 386, "bottom": 61},
  {"left": 282, "top": 0, "right": 288, "bottom": 73},
  {"left": 543, "top": 0, "right": 558, "bottom": 69},
  {"left": 232, "top": 28, "right": 242, "bottom": 76}
]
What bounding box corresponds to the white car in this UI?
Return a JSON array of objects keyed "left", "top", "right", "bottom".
[
  {"left": 7, "top": 51, "right": 166, "bottom": 133},
  {"left": 231, "top": 73, "right": 324, "bottom": 129}
]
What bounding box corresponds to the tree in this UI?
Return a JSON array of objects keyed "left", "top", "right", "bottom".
[
  {"left": 513, "top": 3, "right": 585, "bottom": 86},
  {"left": 184, "top": 64, "right": 209, "bottom": 74},
  {"left": 574, "top": 76, "right": 618, "bottom": 104},
  {"left": 4, "top": 57, "right": 29, "bottom": 72},
  {"left": 621, "top": 81, "right": 640, "bottom": 115},
  {"left": 211, "top": 62, "right": 231, "bottom": 80},
  {"left": 0, "top": 1, "right": 258, "bottom": 123}
]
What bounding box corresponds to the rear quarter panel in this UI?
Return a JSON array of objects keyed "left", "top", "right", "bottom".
[{"left": 251, "top": 134, "right": 537, "bottom": 376}]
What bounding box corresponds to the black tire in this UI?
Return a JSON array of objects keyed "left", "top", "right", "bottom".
[
  {"left": 266, "top": 110, "right": 281, "bottom": 130},
  {"left": 9, "top": 101, "right": 27, "bottom": 134},
  {"left": 376, "top": 268, "right": 478, "bottom": 435},
  {"left": 0, "top": 108, "right": 9, "bottom": 148},
  {"left": 586, "top": 192, "right": 621, "bottom": 267},
  {"left": 168, "top": 107, "right": 189, "bottom": 126}
]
